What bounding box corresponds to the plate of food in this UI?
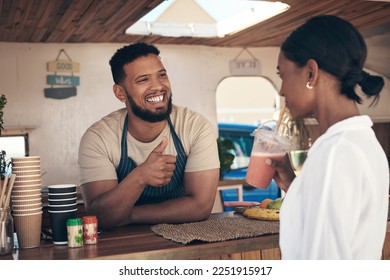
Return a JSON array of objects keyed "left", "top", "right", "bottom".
[
  {"left": 243, "top": 207, "right": 280, "bottom": 221},
  {"left": 241, "top": 198, "right": 283, "bottom": 221},
  {"left": 223, "top": 201, "right": 260, "bottom": 214},
  {"left": 223, "top": 201, "right": 260, "bottom": 207}
]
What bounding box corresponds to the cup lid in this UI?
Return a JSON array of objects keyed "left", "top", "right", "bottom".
[
  {"left": 82, "top": 216, "right": 97, "bottom": 223},
  {"left": 47, "top": 184, "right": 77, "bottom": 189},
  {"left": 67, "top": 218, "right": 82, "bottom": 226}
]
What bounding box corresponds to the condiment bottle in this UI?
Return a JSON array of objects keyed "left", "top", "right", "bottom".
[
  {"left": 82, "top": 216, "right": 98, "bottom": 245},
  {"left": 67, "top": 218, "right": 83, "bottom": 248},
  {"left": 0, "top": 208, "right": 14, "bottom": 255}
]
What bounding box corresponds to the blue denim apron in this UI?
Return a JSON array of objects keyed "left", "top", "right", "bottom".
[{"left": 116, "top": 115, "right": 187, "bottom": 205}]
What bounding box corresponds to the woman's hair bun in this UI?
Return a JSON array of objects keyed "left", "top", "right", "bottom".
[{"left": 359, "top": 71, "right": 384, "bottom": 97}]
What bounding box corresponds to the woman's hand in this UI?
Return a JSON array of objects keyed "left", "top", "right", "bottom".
[{"left": 266, "top": 154, "right": 296, "bottom": 192}]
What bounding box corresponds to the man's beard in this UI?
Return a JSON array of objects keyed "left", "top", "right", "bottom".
[{"left": 125, "top": 89, "right": 172, "bottom": 123}]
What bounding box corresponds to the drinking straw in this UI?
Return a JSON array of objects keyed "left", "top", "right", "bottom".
[
  {"left": 3, "top": 174, "right": 16, "bottom": 210},
  {"left": 0, "top": 175, "right": 11, "bottom": 253},
  {"left": 0, "top": 175, "right": 9, "bottom": 209},
  {"left": 275, "top": 105, "right": 286, "bottom": 135}
]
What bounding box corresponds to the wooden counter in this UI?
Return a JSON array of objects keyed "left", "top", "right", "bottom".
[
  {"left": 1, "top": 201, "right": 389, "bottom": 260},
  {"left": 0, "top": 212, "right": 281, "bottom": 260}
]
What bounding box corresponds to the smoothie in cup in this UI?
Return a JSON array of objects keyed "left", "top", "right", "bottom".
[{"left": 245, "top": 123, "right": 292, "bottom": 189}]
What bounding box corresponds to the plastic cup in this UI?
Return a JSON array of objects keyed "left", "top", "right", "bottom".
[
  {"left": 288, "top": 149, "right": 308, "bottom": 172},
  {"left": 245, "top": 122, "right": 292, "bottom": 189}
]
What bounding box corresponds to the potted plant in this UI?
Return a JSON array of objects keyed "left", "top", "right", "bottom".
[
  {"left": 0, "top": 94, "right": 7, "bottom": 135},
  {"left": 0, "top": 94, "right": 7, "bottom": 179},
  {"left": 217, "top": 137, "right": 235, "bottom": 179}
]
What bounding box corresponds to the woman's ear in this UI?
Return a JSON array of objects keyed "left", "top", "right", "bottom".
[
  {"left": 306, "top": 59, "right": 319, "bottom": 84},
  {"left": 113, "top": 84, "right": 127, "bottom": 103}
]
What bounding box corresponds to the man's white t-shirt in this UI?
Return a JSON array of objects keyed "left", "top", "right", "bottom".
[{"left": 78, "top": 105, "right": 220, "bottom": 185}]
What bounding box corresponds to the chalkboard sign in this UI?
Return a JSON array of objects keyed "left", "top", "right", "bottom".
[{"left": 44, "top": 87, "right": 77, "bottom": 99}]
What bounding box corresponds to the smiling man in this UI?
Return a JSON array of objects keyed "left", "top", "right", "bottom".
[{"left": 78, "top": 43, "right": 220, "bottom": 229}]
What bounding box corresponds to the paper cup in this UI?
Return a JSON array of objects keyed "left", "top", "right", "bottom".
[
  {"left": 12, "top": 184, "right": 42, "bottom": 190},
  {"left": 11, "top": 156, "right": 41, "bottom": 162},
  {"left": 11, "top": 198, "right": 42, "bottom": 206},
  {"left": 11, "top": 160, "right": 40, "bottom": 166},
  {"left": 11, "top": 170, "right": 41, "bottom": 176},
  {"left": 48, "top": 198, "right": 77, "bottom": 205},
  {"left": 47, "top": 184, "right": 77, "bottom": 194},
  {"left": 12, "top": 189, "right": 42, "bottom": 196},
  {"left": 49, "top": 209, "right": 77, "bottom": 245},
  {"left": 48, "top": 203, "right": 77, "bottom": 212},
  {"left": 12, "top": 201, "right": 42, "bottom": 207},
  {"left": 13, "top": 180, "right": 42, "bottom": 187},
  {"left": 12, "top": 206, "right": 40, "bottom": 212},
  {"left": 48, "top": 191, "right": 76, "bottom": 195},
  {"left": 12, "top": 170, "right": 41, "bottom": 176},
  {"left": 48, "top": 196, "right": 77, "bottom": 201},
  {"left": 14, "top": 174, "right": 41, "bottom": 181},
  {"left": 11, "top": 166, "right": 41, "bottom": 172},
  {"left": 12, "top": 206, "right": 42, "bottom": 215},
  {"left": 14, "top": 178, "right": 41, "bottom": 183},
  {"left": 13, "top": 211, "right": 42, "bottom": 249},
  {"left": 11, "top": 193, "right": 42, "bottom": 201}
]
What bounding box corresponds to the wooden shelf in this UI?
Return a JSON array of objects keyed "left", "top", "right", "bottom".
[{"left": 2, "top": 126, "right": 39, "bottom": 135}]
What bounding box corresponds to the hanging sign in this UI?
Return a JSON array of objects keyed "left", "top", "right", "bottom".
[
  {"left": 229, "top": 59, "right": 261, "bottom": 76},
  {"left": 44, "top": 87, "right": 77, "bottom": 99},
  {"left": 47, "top": 60, "right": 80, "bottom": 73},
  {"left": 44, "top": 49, "right": 80, "bottom": 99},
  {"left": 47, "top": 75, "right": 80, "bottom": 86},
  {"left": 229, "top": 48, "right": 261, "bottom": 76}
]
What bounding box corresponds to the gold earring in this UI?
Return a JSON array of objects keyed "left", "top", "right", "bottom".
[{"left": 306, "top": 82, "right": 313, "bottom": 89}]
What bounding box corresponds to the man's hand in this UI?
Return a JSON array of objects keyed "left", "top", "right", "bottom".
[{"left": 138, "top": 136, "right": 177, "bottom": 187}]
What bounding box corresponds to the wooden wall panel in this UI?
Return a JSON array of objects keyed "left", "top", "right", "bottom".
[
  {"left": 372, "top": 122, "right": 390, "bottom": 164},
  {"left": 0, "top": 0, "right": 389, "bottom": 47}
]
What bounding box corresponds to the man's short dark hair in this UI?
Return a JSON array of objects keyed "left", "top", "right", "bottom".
[{"left": 109, "top": 42, "right": 160, "bottom": 84}]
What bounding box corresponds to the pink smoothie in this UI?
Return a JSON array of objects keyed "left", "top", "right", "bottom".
[{"left": 245, "top": 152, "right": 285, "bottom": 189}]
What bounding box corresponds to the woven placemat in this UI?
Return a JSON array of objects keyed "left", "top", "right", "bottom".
[{"left": 151, "top": 216, "right": 279, "bottom": 244}]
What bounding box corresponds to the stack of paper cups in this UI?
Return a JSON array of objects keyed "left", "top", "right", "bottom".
[
  {"left": 47, "top": 184, "right": 78, "bottom": 245},
  {"left": 10, "top": 156, "right": 42, "bottom": 249}
]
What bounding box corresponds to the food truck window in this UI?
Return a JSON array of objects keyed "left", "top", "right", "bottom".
[
  {"left": 0, "top": 134, "right": 29, "bottom": 160},
  {"left": 216, "top": 76, "right": 279, "bottom": 125}
]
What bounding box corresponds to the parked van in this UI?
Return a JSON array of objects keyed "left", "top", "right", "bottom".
[{"left": 218, "top": 123, "right": 281, "bottom": 211}]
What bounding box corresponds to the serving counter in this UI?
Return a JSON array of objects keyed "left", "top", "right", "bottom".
[
  {"left": 1, "top": 196, "right": 389, "bottom": 260},
  {"left": 2, "top": 214, "right": 389, "bottom": 260},
  {"left": 1, "top": 212, "right": 281, "bottom": 260}
]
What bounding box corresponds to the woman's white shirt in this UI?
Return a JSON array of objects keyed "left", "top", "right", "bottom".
[{"left": 280, "top": 115, "right": 389, "bottom": 259}]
